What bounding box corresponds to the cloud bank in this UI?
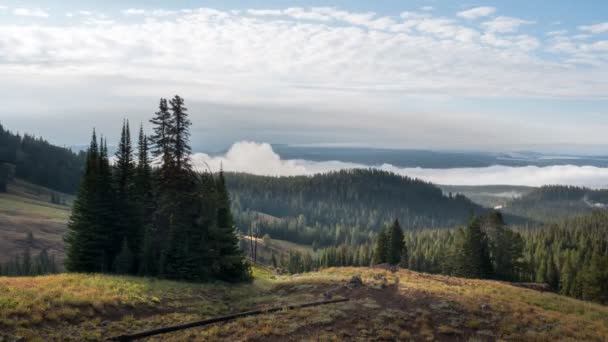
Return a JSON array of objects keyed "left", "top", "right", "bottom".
[{"left": 192, "top": 142, "right": 608, "bottom": 188}]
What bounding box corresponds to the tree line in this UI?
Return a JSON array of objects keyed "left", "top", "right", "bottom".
[
  {"left": 0, "top": 123, "right": 86, "bottom": 194},
  {"left": 65, "top": 96, "right": 250, "bottom": 282}
]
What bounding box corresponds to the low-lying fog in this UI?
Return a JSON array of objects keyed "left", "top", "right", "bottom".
[{"left": 191, "top": 142, "right": 608, "bottom": 188}]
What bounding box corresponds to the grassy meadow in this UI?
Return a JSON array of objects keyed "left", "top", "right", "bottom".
[
  {"left": 1, "top": 266, "right": 607, "bottom": 341},
  {"left": 0, "top": 180, "right": 71, "bottom": 264}
]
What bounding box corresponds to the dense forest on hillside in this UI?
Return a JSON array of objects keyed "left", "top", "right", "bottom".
[
  {"left": 0, "top": 124, "right": 85, "bottom": 193},
  {"left": 278, "top": 211, "right": 608, "bottom": 304},
  {"left": 226, "top": 170, "right": 485, "bottom": 247},
  {"left": 64, "top": 96, "right": 249, "bottom": 282},
  {"left": 504, "top": 185, "right": 608, "bottom": 222},
  {"left": 405, "top": 212, "right": 608, "bottom": 304}
]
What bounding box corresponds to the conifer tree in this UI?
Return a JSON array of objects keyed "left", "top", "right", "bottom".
[
  {"left": 98, "top": 137, "right": 117, "bottom": 271},
  {"left": 459, "top": 218, "right": 493, "bottom": 278},
  {"left": 135, "top": 124, "right": 155, "bottom": 275},
  {"left": 113, "top": 121, "right": 139, "bottom": 273},
  {"left": 149, "top": 98, "right": 174, "bottom": 178},
  {"left": 169, "top": 95, "right": 191, "bottom": 172},
  {"left": 212, "top": 168, "right": 250, "bottom": 281},
  {"left": 387, "top": 219, "right": 405, "bottom": 266},
  {"left": 372, "top": 228, "right": 389, "bottom": 264},
  {"left": 65, "top": 131, "right": 106, "bottom": 272}
]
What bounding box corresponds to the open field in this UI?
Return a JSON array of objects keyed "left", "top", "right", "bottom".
[
  {"left": 1, "top": 266, "right": 607, "bottom": 341},
  {"left": 0, "top": 180, "right": 71, "bottom": 264},
  {"left": 241, "top": 235, "right": 316, "bottom": 266}
]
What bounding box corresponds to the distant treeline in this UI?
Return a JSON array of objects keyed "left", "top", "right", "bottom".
[
  {"left": 505, "top": 185, "right": 608, "bottom": 222},
  {"left": 65, "top": 96, "right": 250, "bottom": 282},
  {"left": 0, "top": 123, "right": 85, "bottom": 193},
  {"left": 226, "top": 170, "right": 486, "bottom": 247}
]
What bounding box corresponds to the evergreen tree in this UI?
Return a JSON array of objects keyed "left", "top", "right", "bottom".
[
  {"left": 484, "top": 212, "right": 524, "bottom": 281},
  {"left": 459, "top": 218, "right": 493, "bottom": 278},
  {"left": 135, "top": 124, "right": 155, "bottom": 275},
  {"left": 65, "top": 131, "right": 107, "bottom": 272},
  {"left": 580, "top": 253, "right": 608, "bottom": 304},
  {"left": 387, "top": 219, "right": 405, "bottom": 266},
  {"left": 211, "top": 168, "right": 250, "bottom": 281},
  {"left": 372, "top": 228, "right": 389, "bottom": 264},
  {"left": 98, "top": 137, "right": 117, "bottom": 271},
  {"left": 149, "top": 98, "right": 174, "bottom": 178},
  {"left": 169, "top": 95, "right": 191, "bottom": 172},
  {"left": 113, "top": 121, "right": 139, "bottom": 273}
]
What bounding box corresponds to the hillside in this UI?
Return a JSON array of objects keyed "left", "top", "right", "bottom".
[
  {"left": 1, "top": 267, "right": 607, "bottom": 341},
  {"left": 503, "top": 185, "right": 608, "bottom": 222},
  {"left": 0, "top": 123, "right": 85, "bottom": 194},
  {"left": 226, "top": 170, "right": 486, "bottom": 247},
  {"left": 0, "top": 179, "right": 71, "bottom": 264},
  {"left": 439, "top": 185, "right": 535, "bottom": 208}
]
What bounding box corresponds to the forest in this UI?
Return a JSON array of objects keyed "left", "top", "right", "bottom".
[
  {"left": 226, "top": 171, "right": 486, "bottom": 247},
  {"left": 277, "top": 211, "right": 608, "bottom": 305},
  {"left": 0, "top": 124, "right": 85, "bottom": 194},
  {"left": 504, "top": 185, "right": 608, "bottom": 222},
  {"left": 63, "top": 96, "right": 249, "bottom": 282}
]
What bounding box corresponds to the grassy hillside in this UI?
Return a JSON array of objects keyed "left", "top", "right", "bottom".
[
  {"left": 1, "top": 267, "right": 607, "bottom": 341},
  {"left": 0, "top": 180, "right": 71, "bottom": 263},
  {"left": 241, "top": 235, "right": 316, "bottom": 268}
]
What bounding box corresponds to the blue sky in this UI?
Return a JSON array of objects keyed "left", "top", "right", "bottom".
[{"left": 0, "top": 1, "right": 607, "bottom": 152}]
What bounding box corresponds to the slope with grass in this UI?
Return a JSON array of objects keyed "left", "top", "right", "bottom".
[
  {"left": 1, "top": 266, "right": 607, "bottom": 341},
  {"left": 0, "top": 180, "right": 72, "bottom": 263}
]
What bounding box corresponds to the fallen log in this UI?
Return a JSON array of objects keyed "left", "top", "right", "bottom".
[{"left": 108, "top": 297, "right": 349, "bottom": 341}]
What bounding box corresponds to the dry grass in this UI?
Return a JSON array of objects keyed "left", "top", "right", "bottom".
[
  {"left": 1, "top": 266, "right": 607, "bottom": 341},
  {"left": 0, "top": 181, "right": 71, "bottom": 264}
]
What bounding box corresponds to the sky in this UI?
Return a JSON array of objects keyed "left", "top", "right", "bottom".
[{"left": 0, "top": 0, "right": 608, "bottom": 153}]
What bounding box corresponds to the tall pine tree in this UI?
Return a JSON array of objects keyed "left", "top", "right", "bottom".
[
  {"left": 65, "top": 131, "right": 107, "bottom": 272},
  {"left": 372, "top": 228, "right": 389, "bottom": 264},
  {"left": 113, "top": 120, "right": 138, "bottom": 273},
  {"left": 387, "top": 219, "right": 405, "bottom": 266}
]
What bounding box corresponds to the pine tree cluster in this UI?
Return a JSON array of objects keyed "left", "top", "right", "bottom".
[{"left": 64, "top": 96, "right": 250, "bottom": 282}]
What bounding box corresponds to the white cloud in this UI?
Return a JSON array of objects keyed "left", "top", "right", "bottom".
[
  {"left": 13, "top": 7, "right": 49, "bottom": 18},
  {"left": 579, "top": 22, "right": 608, "bottom": 34},
  {"left": 0, "top": 5, "right": 607, "bottom": 132},
  {"left": 192, "top": 141, "right": 608, "bottom": 188},
  {"left": 421, "top": 6, "right": 434, "bottom": 12},
  {"left": 247, "top": 9, "right": 283, "bottom": 16},
  {"left": 482, "top": 16, "right": 533, "bottom": 33},
  {"left": 122, "top": 8, "right": 145, "bottom": 16},
  {"left": 457, "top": 6, "right": 496, "bottom": 20},
  {"left": 0, "top": 6, "right": 7, "bottom": 11}
]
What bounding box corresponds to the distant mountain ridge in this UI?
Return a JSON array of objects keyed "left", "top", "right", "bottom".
[
  {"left": 503, "top": 185, "right": 608, "bottom": 222},
  {"left": 271, "top": 145, "right": 608, "bottom": 168}
]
